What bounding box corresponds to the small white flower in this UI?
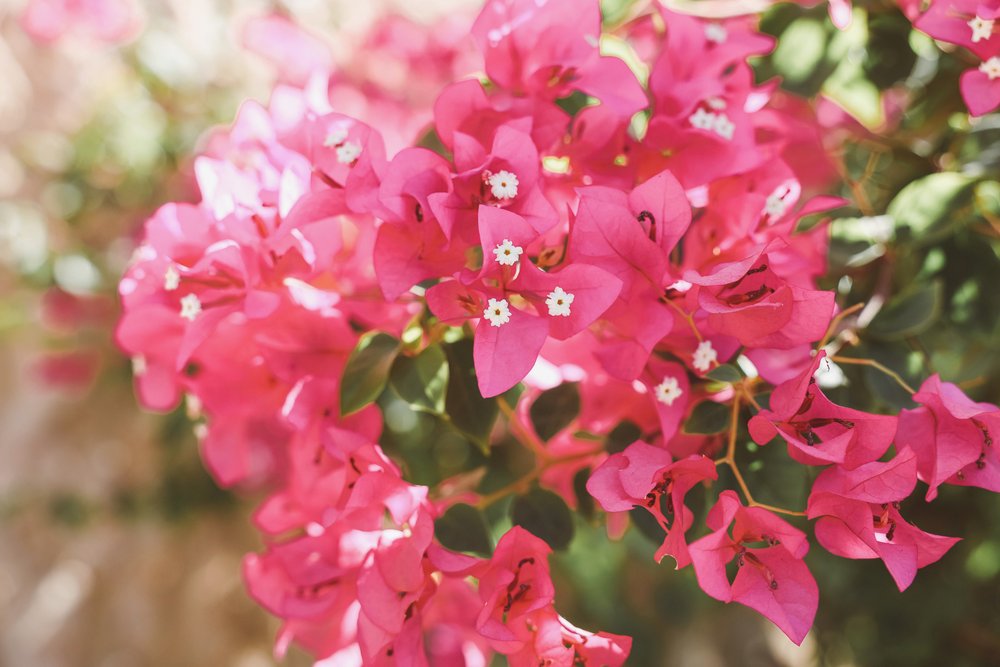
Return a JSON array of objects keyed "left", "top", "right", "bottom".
[
  {"left": 713, "top": 113, "right": 735, "bottom": 141},
  {"left": 765, "top": 192, "right": 789, "bottom": 218},
  {"left": 969, "top": 16, "right": 994, "bottom": 43},
  {"left": 654, "top": 376, "right": 683, "bottom": 406},
  {"left": 980, "top": 56, "right": 1000, "bottom": 80},
  {"left": 323, "top": 127, "right": 348, "bottom": 147},
  {"left": 488, "top": 170, "right": 519, "bottom": 200},
  {"left": 164, "top": 264, "right": 180, "bottom": 291},
  {"left": 492, "top": 239, "right": 523, "bottom": 266},
  {"left": 692, "top": 340, "right": 718, "bottom": 372},
  {"left": 545, "top": 286, "right": 574, "bottom": 317},
  {"left": 483, "top": 298, "right": 511, "bottom": 327},
  {"left": 704, "top": 23, "right": 728, "bottom": 44},
  {"left": 689, "top": 107, "right": 717, "bottom": 130},
  {"left": 667, "top": 279, "right": 693, "bottom": 293},
  {"left": 179, "top": 293, "right": 202, "bottom": 321},
  {"left": 706, "top": 96, "right": 727, "bottom": 110},
  {"left": 131, "top": 355, "right": 147, "bottom": 377},
  {"left": 336, "top": 140, "right": 362, "bottom": 164},
  {"left": 185, "top": 393, "right": 202, "bottom": 419}
]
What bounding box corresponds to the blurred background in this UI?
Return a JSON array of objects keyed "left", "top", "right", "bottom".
[{"left": 0, "top": 0, "right": 998, "bottom": 666}]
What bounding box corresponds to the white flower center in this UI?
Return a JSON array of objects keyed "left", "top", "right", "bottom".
[
  {"left": 164, "top": 265, "right": 180, "bottom": 291},
  {"left": 980, "top": 56, "right": 1000, "bottom": 80},
  {"left": 483, "top": 297, "right": 511, "bottom": 327},
  {"left": 545, "top": 286, "right": 574, "bottom": 317},
  {"left": 654, "top": 376, "right": 683, "bottom": 406},
  {"left": 689, "top": 107, "right": 716, "bottom": 130},
  {"left": 324, "top": 128, "right": 348, "bottom": 147},
  {"left": 704, "top": 23, "right": 728, "bottom": 44},
  {"left": 488, "top": 170, "right": 519, "bottom": 200},
  {"left": 336, "top": 141, "right": 362, "bottom": 164},
  {"left": 765, "top": 192, "right": 789, "bottom": 218},
  {"left": 131, "top": 355, "right": 147, "bottom": 377},
  {"left": 492, "top": 239, "right": 524, "bottom": 266},
  {"left": 179, "top": 293, "right": 202, "bottom": 321},
  {"left": 692, "top": 340, "right": 718, "bottom": 372},
  {"left": 713, "top": 113, "right": 735, "bottom": 141},
  {"left": 689, "top": 107, "right": 735, "bottom": 141},
  {"left": 969, "top": 16, "right": 994, "bottom": 43}
]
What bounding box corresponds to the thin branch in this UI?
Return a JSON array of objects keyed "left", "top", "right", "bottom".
[
  {"left": 818, "top": 302, "right": 866, "bottom": 349},
  {"left": 715, "top": 391, "right": 807, "bottom": 517},
  {"left": 831, "top": 355, "right": 917, "bottom": 395}
]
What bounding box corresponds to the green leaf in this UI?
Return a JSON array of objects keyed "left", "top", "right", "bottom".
[
  {"left": 340, "top": 332, "right": 400, "bottom": 416},
  {"left": 863, "top": 11, "right": 916, "bottom": 90},
  {"left": 822, "top": 8, "right": 885, "bottom": 129},
  {"left": 706, "top": 364, "right": 743, "bottom": 384},
  {"left": 628, "top": 506, "right": 664, "bottom": 544},
  {"left": 444, "top": 339, "right": 499, "bottom": 454},
  {"left": 867, "top": 281, "right": 943, "bottom": 340},
  {"left": 573, "top": 467, "right": 596, "bottom": 521},
  {"left": 389, "top": 344, "right": 449, "bottom": 413},
  {"left": 683, "top": 400, "right": 730, "bottom": 435},
  {"left": 888, "top": 173, "right": 977, "bottom": 245},
  {"left": 606, "top": 420, "right": 642, "bottom": 453},
  {"left": 511, "top": 488, "right": 575, "bottom": 550},
  {"left": 529, "top": 382, "right": 581, "bottom": 441},
  {"left": 771, "top": 18, "right": 828, "bottom": 85},
  {"left": 434, "top": 503, "right": 493, "bottom": 556}
]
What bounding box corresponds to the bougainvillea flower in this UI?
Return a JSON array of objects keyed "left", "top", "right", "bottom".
[
  {"left": 915, "top": 1, "right": 1000, "bottom": 115},
  {"left": 643, "top": 16, "right": 772, "bottom": 188},
  {"left": 807, "top": 448, "right": 960, "bottom": 590},
  {"left": 426, "top": 207, "right": 621, "bottom": 396},
  {"left": 427, "top": 123, "right": 558, "bottom": 244},
  {"left": 640, "top": 358, "right": 692, "bottom": 443},
  {"left": 897, "top": 374, "right": 1000, "bottom": 500},
  {"left": 371, "top": 147, "right": 467, "bottom": 299},
  {"left": 749, "top": 352, "right": 897, "bottom": 468},
  {"left": 689, "top": 491, "right": 817, "bottom": 644},
  {"left": 471, "top": 0, "right": 647, "bottom": 117},
  {"left": 242, "top": 13, "right": 334, "bottom": 86},
  {"left": 475, "top": 526, "right": 556, "bottom": 652},
  {"left": 506, "top": 610, "right": 632, "bottom": 667},
  {"left": 684, "top": 244, "right": 835, "bottom": 349},
  {"left": 587, "top": 442, "right": 717, "bottom": 567},
  {"left": 568, "top": 170, "right": 690, "bottom": 378},
  {"left": 915, "top": 1, "right": 1000, "bottom": 60},
  {"left": 20, "top": 0, "right": 142, "bottom": 43}
]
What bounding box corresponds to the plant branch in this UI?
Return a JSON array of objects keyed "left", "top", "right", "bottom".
[
  {"left": 831, "top": 355, "right": 917, "bottom": 395},
  {"left": 715, "top": 390, "right": 806, "bottom": 517}
]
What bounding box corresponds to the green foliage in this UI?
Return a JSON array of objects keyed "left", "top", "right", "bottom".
[
  {"left": 389, "top": 344, "right": 449, "bottom": 414},
  {"left": 705, "top": 363, "right": 744, "bottom": 384},
  {"left": 341, "top": 332, "right": 400, "bottom": 416},
  {"left": 606, "top": 419, "right": 642, "bottom": 453},
  {"left": 683, "top": 400, "right": 730, "bottom": 435},
  {"left": 888, "top": 173, "right": 978, "bottom": 245},
  {"left": 511, "top": 487, "right": 575, "bottom": 550},
  {"left": 530, "top": 382, "right": 581, "bottom": 441},
  {"left": 435, "top": 503, "right": 494, "bottom": 556},
  {"left": 444, "top": 339, "right": 499, "bottom": 454},
  {"left": 867, "top": 280, "right": 943, "bottom": 340}
]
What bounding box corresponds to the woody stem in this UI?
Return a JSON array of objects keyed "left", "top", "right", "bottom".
[
  {"left": 818, "top": 302, "right": 866, "bottom": 349},
  {"left": 498, "top": 398, "right": 551, "bottom": 461},
  {"left": 715, "top": 390, "right": 806, "bottom": 517},
  {"left": 474, "top": 449, "right": 599, "bottom": 510},
  {"left": 661, "top": 297, "right": 703, "bottom": 342},
  {"left": 830, "top": 355, "right": 917, "bottom": 395}
]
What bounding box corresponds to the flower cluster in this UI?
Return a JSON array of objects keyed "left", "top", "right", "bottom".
[
  {"left": 115, "top": 0, "right": 999, "bottom": 662},
  {"left": 913, "top": 1, "right": 999, "bottom": 115}
]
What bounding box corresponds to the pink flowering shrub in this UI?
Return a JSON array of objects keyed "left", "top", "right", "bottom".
[{"left": 113, "top": 0, "right": 1000, "bottom": 664}]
